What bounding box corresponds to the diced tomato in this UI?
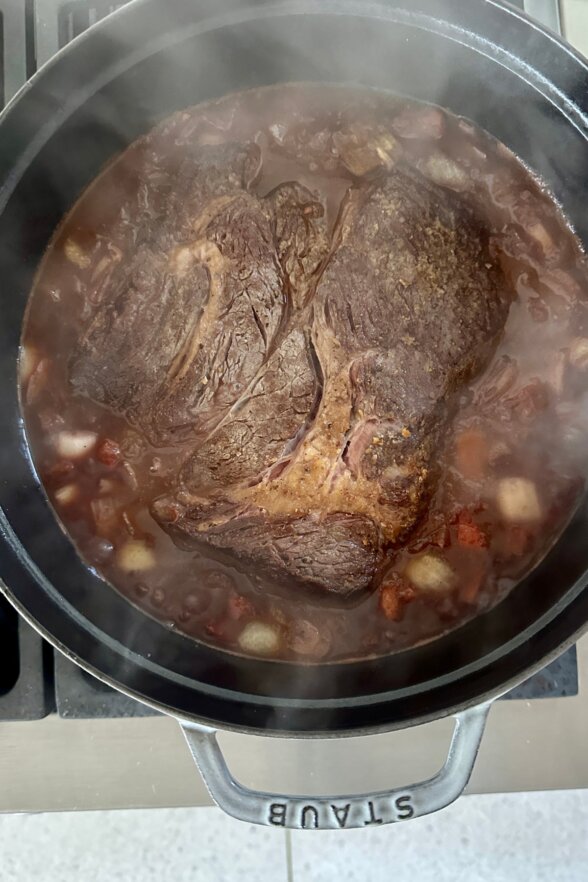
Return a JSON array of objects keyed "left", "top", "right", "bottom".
[
  {"left": 506, "top": 379, "right": 549, "bottom": 421},
  {"left": 96, "top": 438, "right": 121, "bottom": 467},
  {"left": 457, "top": 521, "right": 488, "bottom": 549},
  {"left": 205, "top": 620, "right": 230, "bottom": 641},
  {"left": 227, "top": 592, "right": 255, "bottom": 621},
  {"left": 379, "top": 575, "right": 416, "bottom": 621},
  {"left": 455, "top": 429, "right": 489, "bottom": 480},
  {"left": 380, "top": 585, "right": 401, "bottom": 620},
  {"left": 454, "top": 510, "right": 488, "bottom": 549},
  {"left": 46, "top": 459, "right": 75, "bottom": 482}
]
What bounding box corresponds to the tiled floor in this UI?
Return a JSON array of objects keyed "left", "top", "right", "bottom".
[
  {"left": 0, "top": 808, "right": 287, "bottom": 882},
  {"left": 289, "top": 789, "right": 588, "bottom": 882},
  {"left": 562, "top": 0, "right": 588, "bottom": 57},
  {"left": 2, "top": 790, "right": 588, "bottom": 881}
]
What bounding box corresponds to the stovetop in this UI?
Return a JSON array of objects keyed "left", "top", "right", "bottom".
[
  {"left": 0, "top": 0, "right": 575, "bottom": 723},
  {"left": 0, "top": 0, "right": 584, "bottom": 816}
]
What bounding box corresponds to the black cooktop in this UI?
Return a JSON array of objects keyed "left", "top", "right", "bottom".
[
  {"left": 0, "top": 0, "right": 578, "bottom": 721},
  {"left": 0, "top": 588, "right": 578, "bottom": 720}
]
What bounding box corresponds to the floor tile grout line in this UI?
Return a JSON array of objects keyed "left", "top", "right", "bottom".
[{"left": 285, "top": 829, "right": 294, "bottom": 882}]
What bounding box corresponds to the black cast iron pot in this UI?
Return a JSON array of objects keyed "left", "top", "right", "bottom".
[{"left": 1, "top": 0, "right": 588, "bottom": 829}]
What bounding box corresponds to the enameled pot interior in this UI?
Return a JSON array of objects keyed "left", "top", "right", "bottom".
[{"left": 1, "top": 0, "right": 588, "bottom": 733}]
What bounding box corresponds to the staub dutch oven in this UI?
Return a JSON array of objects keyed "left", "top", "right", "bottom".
[{"left": 1, "top": 0, "right": 588, "bottom": 830}]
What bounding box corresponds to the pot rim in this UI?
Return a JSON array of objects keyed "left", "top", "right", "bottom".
[{"left": 1, "top": 0, "right": 588, "bottom": 736}]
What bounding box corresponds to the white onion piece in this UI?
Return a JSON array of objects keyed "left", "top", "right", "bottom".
[
  {"left": 549, "top": 351, "right": 567, "bottom": 395},
  {"left": 405, "top": 554, "right": 455, "bottom": 593},
  {"left": 496, "top": 477, "right": 541, "bottom": 523},
  {"left": 54, "top": 484, "right": 78, "bottom": 506},
  {"left": 420, "top": 152, "right": 471, "bottom": 191},
  {"left": 19, "top": 346, "right": 38, "bottom": 384},
  {"left": 338, "top": 133, "right": 399, "bottom": 176},
  {"left": 63, "top": 237, "right": 91, "bottom": 269},
  {"left": 527, "top": 221, "right": 555, "bottom": 257},
  {"left": 55, "top": 431, "right": 97, "bottom": 459},
  {"left": 117, "top": 540, "right": 156, "bottom": 572},
  {"left": 269, "top": 123, "right": 287, "bottom": 144},
  {"left": 238, "top": 621, "right": 280, "bottom": 656},
  {"left": 98, "top": 478, "right": 117, "bottom": 495},
  {"left": 287, "top": 619, "right": 324, "bottom": 657},
  {"left": 24, "top": 358, "right": 50, "bottom": 405},
  {"left": 569, "top": 338, "right": 588, "bottom": 370}
]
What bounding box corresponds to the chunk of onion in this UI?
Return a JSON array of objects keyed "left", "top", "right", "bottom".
[
  {"left": 287, "top": 619, "right": 325, "bottom": 657},
  {"left": 53, "top": 484, "right": 78, "bottom": 506},
  {"left": 117, "top": 540, "right": 156, "bottom": 572},
  {"left": 63, "top": 237, "right": 91, "bottom": 269},
  {"left": 527, "top": 221, "right": 556, "bottom": 259},
  {"left": 405, "top": 553, "right": 455, "bottom": 593},
  {"left": 19, "top": 346, "right": 38, "bottom": 384},
  {"left": 55, "top": 431, "right": 97, "bottom": 460},
  {"left": 238, "top": 621, "right": 280, "bottom": 656},
  {"left": 420, "top": 152, "right": 470, "bottom": 191},
  {"left": 496, "top": 477, "right": 541, "bottom": 523},
  {"left": 569, "top": 338, "right": 588, "bottom": 370}
]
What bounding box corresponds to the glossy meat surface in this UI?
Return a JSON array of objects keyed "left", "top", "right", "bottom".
[{"left": 70, "top": 136, "right": 508, "bottom": 599}]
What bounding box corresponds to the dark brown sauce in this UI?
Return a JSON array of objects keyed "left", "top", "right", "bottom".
[{"left": 19, "top": 83, "right": 588, "bottom": 662}]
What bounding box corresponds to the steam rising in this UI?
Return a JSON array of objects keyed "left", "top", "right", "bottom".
[{"left": 14, "top": 0, "right": 588, "bottom": 725}]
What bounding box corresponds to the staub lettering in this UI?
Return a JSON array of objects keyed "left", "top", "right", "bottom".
[
  {"left": 268, "top": 803, "right": 287, "bottom": 826},
  {"left": 331, "top": 804, "right": 351, "bottom": 828},
  {"left": 395, "top": 795, "right": 415, "bottom": 820},
  {"left": 301, "top": 806, "right": 319, "bottom": 829},
  {"left": 267, "top": 795, "right": 415, "bottom": 829},
  {"left": 363, "top": 801, "right": 384, "bottom": 826}
]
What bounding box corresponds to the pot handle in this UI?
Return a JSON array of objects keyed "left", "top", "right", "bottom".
[{"left": 180, "top": 702, "right": 492, "bottom": 830}]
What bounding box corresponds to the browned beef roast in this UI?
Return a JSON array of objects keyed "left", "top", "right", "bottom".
[{"left": 70, "top": 139, "right": 509, "bottom": 601}]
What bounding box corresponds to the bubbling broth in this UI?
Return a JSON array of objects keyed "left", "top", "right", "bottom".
[{"left": 20, "top": 84, "right": 588, "bottom": 662}]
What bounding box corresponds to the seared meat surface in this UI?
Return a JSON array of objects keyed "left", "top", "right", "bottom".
[{"left": 71, "top": 137, "right": 509, "bottom": 600}]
